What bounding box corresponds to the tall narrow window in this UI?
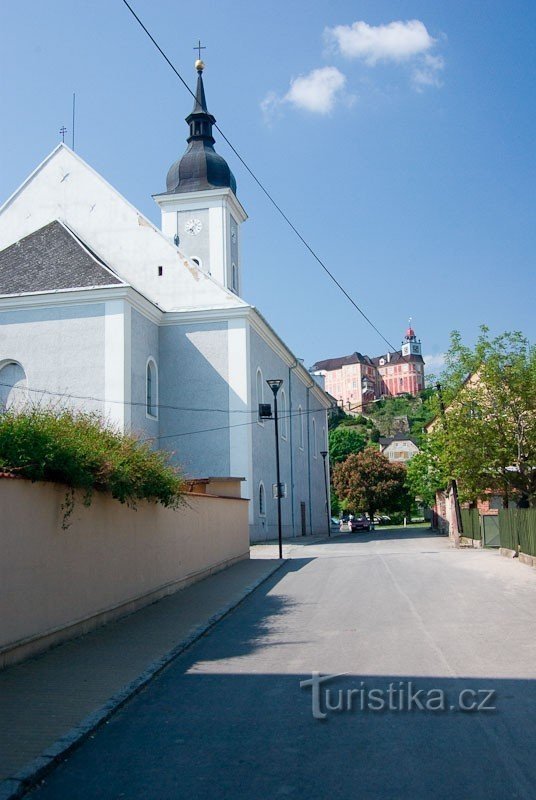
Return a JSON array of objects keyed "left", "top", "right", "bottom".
[
  {"left": 231, "top": 263, "right": 238, "bottom": 294},
  {"left": 298, "top": 406, "right": 304, "bottom": 449},
  {"left": 256, "top": 368, "right": 264, "bottom": 425},
  {"left": 146, "top": 358, "right": 158, "bottom": 419},
  {"left": 0, "top": 361, "right": 27, "bottom": 412},
  {"left": 259, "top": 482, "right": 266, "bottom": 516},
  {"left": 280, "top": 389, "right": 287, "bottom": 440},
  {"left": 312, "top": 418, "right": 317, "bottom": 458}
]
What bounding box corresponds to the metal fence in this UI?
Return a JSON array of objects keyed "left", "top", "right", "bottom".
[
  {"left": 498, "top": 509, "right": 536, "bottom": 555},
  {"left": 460, "top": 508, "right": 481, "bottom": 540}
]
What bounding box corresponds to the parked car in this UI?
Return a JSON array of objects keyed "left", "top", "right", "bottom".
[{"left": 350, "top": 514, "right": 371, "bottom": 532}]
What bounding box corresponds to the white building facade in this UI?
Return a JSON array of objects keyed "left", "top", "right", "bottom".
[{"left": 0, "top": 63, "right": 332, "bottom": 541}]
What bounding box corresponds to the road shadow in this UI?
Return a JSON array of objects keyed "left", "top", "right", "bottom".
[
  {"left": 316, "top": 527, "right": 443, "bottom": 545},
  {"left": 27, "top": 669, "right": 536, "bottom": 800}
]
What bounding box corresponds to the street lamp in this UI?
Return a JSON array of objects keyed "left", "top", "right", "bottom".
[
  {"left": 320, "top": 450, "right": 330, "bottom": 538},
  {"left": 267, "top": 379, "right": 284, "bottom": 559}
]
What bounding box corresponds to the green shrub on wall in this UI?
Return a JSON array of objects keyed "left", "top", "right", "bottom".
[{"left": 0, "top": 409, "right": 184, "bottom": 523}]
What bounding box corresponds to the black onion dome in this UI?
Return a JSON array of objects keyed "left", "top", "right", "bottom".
[{"left": 165, "top": 65, "right": 237, "bottom": 195}]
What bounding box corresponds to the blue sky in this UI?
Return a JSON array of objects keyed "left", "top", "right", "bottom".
[{"left": 1, "top": 0, "right": 535, "bottom": 372}]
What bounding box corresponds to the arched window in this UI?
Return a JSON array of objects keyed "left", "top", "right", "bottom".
[
  {"left": 191, "top": 257, "right": 201, "bottom": 268},
  {"left": 256, "top": 367, "right": 264, "bottom": 425},
  {"left": 312, "top": 418, "right": 317, "bottom": 458},
  {"left": 280, "top": 389, "right": 287, "bottom": 440},
  {"left": 0, "top": 361, "right": 27, "bottom": 411},
  {"left": 146, "top": 358, "right": 158, "bottom": 419},
  {"left": 298, "top": 405, "right": 304, "bottom": 449},
  {"left": 259, "top": 482, "right": 266, "bottom": 516},
  {"left": 231, "top": 263, "right": 238, "bottom": 294}
]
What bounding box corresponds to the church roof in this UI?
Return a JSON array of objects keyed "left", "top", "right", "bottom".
[
  {"left": 0, "top": 220, "right": 124, "bottom": 295},
  {"left": 163, "top": 63, "right": 237, "bottom": 196}
]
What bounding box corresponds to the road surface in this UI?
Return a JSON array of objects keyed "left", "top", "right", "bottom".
[{"left": 30, "top": 528, "right": 536, "bottom": 799}]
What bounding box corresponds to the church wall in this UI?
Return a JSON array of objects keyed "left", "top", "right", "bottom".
[
  {"left": 158, "top": 321, "right": 231, "bottom": 478},
  {"left": 129, "top": 308, "right": 159, "bottom": 442},
  {"left": 0, "top": 303, "right": 106, "bottom": 417},
  {"left": 249, "top": 328, "right": 329, "bottom": 542}
]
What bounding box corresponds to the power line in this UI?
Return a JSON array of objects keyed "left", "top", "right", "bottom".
[
  {"left": 0, "top": 380, "right": 332, "bottom": 442},
  {"left": 0, "top": 380, "right": 254, "bottom": 414},
  {"left": 1, "top": 378, "right": 389, "bottom": 421},
  {"left": 2, "top": 377, "right": 402, "bottom": 443},
  {"left": 119, "top": 0, "right": 398, "bottom": 354}
]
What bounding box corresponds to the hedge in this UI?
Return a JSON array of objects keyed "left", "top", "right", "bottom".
[{"left": 0, "top": 408, "right": 184, "bottom": 520}]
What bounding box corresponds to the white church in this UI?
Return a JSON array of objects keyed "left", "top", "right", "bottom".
[{"left": 0, "top": 61, "right": 332, "bottom": 542}]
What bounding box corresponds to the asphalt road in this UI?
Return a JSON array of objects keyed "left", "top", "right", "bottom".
[{"left": 29, "top": 529, "right": 536, "bottom": 799}]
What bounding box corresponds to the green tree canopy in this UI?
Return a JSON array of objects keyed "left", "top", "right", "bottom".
[
  {"left": 405, "top": 436, "right": 447, "bottom": 507},
  {"left": 328, "top": 426, "right": 367, "bottom": 463},
  {"left": 429, "top": 327, "right": 536, "bottom": 505},
  {"left": 364, "top": 392, "right": 436, "bottom": 444},
  {"left": 332, "top": 448, "right": 409, "bottom": 519}
]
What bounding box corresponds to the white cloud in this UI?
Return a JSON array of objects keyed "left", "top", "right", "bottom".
[
  {"left": 423, "top": 353, "right": 445, "bottom": 373},
  {"left": 325, "top": 19, "right": 445, "bottom": 92},
  {"left": 285, "top": 66, "right": 347, "bottom": 113},
  {"left": 411, "top": 53, "right": 445, "bottom": 90},
  {"left": 326, "top": 19, "right": 436, "bottom": 65},
  {"left": 261, "top": 66, "right": 348, "bottom": 119}
]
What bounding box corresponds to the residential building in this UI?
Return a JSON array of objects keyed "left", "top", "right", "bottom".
[
  {"left": 0, "top": 61, "right": 332, "bottom": 542},
  {"left": 379, "top": 434, "right": 420, "bottom": 463}
]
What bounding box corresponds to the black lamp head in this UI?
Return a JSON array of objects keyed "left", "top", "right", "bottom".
[{"left": 267, "top": 379, "right": 283, "bottom": 396}]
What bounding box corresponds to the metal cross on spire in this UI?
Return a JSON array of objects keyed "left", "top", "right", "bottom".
[
  {"left": 193, "top": 39, "right": 206, "bottom": 60},
  {"left": 59, "top": 126, "right": 67, "bottom": 143}
]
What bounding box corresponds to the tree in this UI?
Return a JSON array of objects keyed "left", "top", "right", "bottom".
[
  {"left": 332, "top": 448, "right": 409, "bottom": 520},
  {"left": 405, "top": 437, "right": 447, "bottom": 507},
  {"left": 433, "top": 328, "right": 536, "bottom": 506},
  {"left": 328, "top": 426, "right": 367, "bottom": 464}
]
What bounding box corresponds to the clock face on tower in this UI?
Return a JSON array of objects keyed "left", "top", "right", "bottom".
[{"left": 185, "top": 218, "right": 202, "bottom": 236}]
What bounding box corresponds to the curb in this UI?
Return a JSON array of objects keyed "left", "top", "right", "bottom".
[{"left": 0, "top": 559, "right": 287, "bottom": 800}]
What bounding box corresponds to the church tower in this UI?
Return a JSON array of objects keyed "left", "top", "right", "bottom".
[
  {"left": 154, "top": 59, "right": 247, "bottom": 294},
  {"left": 401, "top": 320, "right": 422, "bottom": 358}
]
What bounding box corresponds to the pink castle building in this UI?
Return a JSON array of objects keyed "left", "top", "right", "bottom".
[{"left": 311, "top": 325, "right": 425, "bottom": 413}]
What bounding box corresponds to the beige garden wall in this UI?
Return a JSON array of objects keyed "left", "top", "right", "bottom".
[{"left": 0, "top": 479, "right": 249, "bottom": 668}]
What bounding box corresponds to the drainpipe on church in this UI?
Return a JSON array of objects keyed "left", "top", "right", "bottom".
[
  {"left": 306, "top": 384, "right": 313, "bottom": 535},
  {"left": 288, "top": 360, "right": 298, "bottom": 537}
]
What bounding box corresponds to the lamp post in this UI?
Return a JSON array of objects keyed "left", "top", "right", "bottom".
[
  {"left": 267, "top": 379, "right": 284, "bottom": 559},
  {"left": 320, "top": 450, "right": 330, "bottom": 538}
]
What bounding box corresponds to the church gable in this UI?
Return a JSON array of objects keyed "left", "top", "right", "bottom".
[
  {"left": 0, "top": 144, "right": 246, "bottom": 312},
  {"left": 0, "top": 220, "right": 123, "bottom": 295}
]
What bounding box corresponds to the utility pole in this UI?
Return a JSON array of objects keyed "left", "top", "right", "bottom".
[{"left": 436, "top": 382, "right": 463, "bottom": 544}]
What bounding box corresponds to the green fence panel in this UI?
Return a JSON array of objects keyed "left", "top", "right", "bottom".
[
  {"left": 498, "top": 509, "right": 516, "bottom": 550},
  {"left": 518, "top": 510, "right": 536, "bottom": 556},
  {"left": 498, "top": 510, "right": 536, "bottom": 555},
  {"left": 461, "top": 508, "right": 481, "bottom": 539}
]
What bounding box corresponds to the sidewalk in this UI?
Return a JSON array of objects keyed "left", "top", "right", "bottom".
[{"left": 0, "top": 555, "right": 284, "bottom": 798}]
